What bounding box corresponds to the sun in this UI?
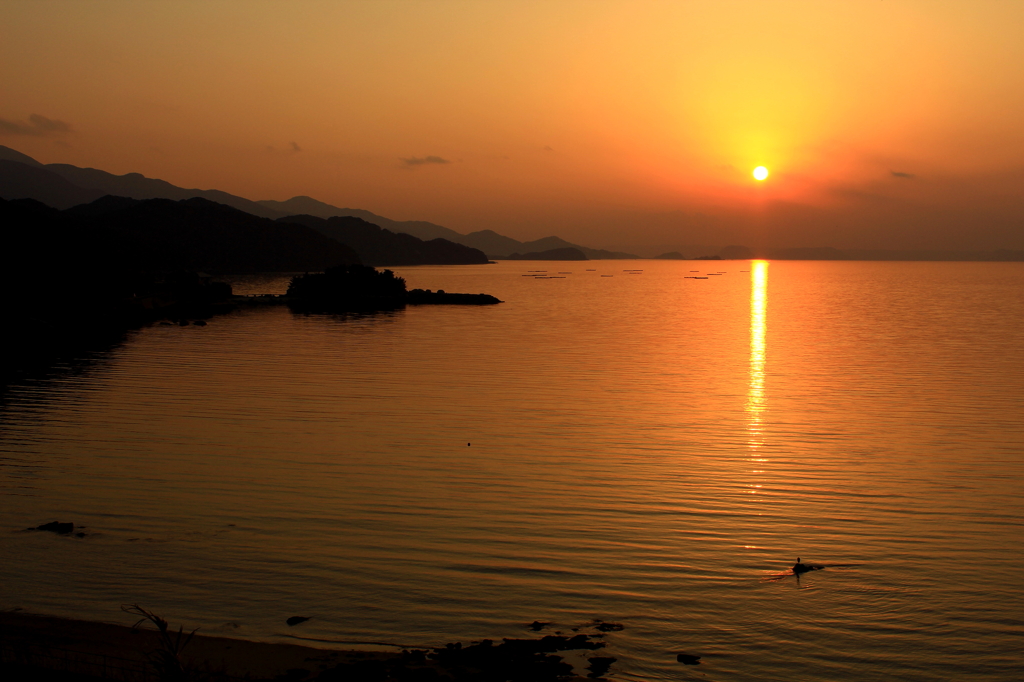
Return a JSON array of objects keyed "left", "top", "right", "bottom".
[{"left": 753, "top": 166, "right": 769, "bottom": 181}]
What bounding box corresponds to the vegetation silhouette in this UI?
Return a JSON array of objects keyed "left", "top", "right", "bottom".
[
  {"left": 287, "top": 265, "right": 501, "bottom": 312},
  {"left": 287, "top": 265, "right": 408, "bottom": 312},
  {"left": 121, "top": 605, "right": 198, "bottom": 682}
]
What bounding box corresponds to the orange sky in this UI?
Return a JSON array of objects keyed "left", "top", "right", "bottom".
[{"left": 2, "top": 1, "right": 1023, "bottom": 251}]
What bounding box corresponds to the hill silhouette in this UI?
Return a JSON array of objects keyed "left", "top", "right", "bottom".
[
  {"left": 83, "top": 197, "right": 362, "bottom": 272},
  {"left": 259, "top": 196, "right": 465, "bottom": 242},
  {"left": 259, "top": 196, "right": 639, "bottom": 258},
  {"left": 498, "top": 236, "right": 636, "bottom": 260},
  {"left": 278, "top": 214, "right": 489, "bottom": 266},
  {"left": 506, "top": 247, "right": 588, "bottom": 260},
  {"left": 0, "top": 160, "right": 105, "bottom": 209},
  {"left": 0, "top": 146, "right": 45, "bottom": 167},
  {"left": 1, "top": 145, "right": 637, "bottom": 260},
  {"left": 2, "top": 195, "right": 361, "bottom": 275}
]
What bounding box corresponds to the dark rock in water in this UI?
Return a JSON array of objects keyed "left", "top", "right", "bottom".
[
  {"left": 193, "top": 319, "right": 207, "bottom": 326},
  {"left": 427, "top": 634, "right": 601, "bottom": 682},
  {"left": 677, "top": 652, "right": 701, "bottom": 665},
  {"left": 593, "top": 621, "right": 624, "bottom": 632},
  {"left": 587, "top": 656, "right": 617, "bottom": 678},
  {"left": 35, "top": 521, "right": 75, "bottom": 535},
  {"left": 317, "top": 633, "right": 603, "bottom": 682},
  {"left": 179, "top": 320, "right": 190, "bottom": 326},
  {"left": 529, "top": 620, "right": 550, "bottom": 631},
  {"left": 286, "top": 616, "right": 311, "bottom": 626}
]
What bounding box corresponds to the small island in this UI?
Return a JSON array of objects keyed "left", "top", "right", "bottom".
[{"left": 285, "top": 264, "right": 502, "bottom": 312}]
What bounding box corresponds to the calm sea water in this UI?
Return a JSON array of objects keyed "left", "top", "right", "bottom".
[{"left": 2, "top": 260, "right": 1022, "bottom": 681}]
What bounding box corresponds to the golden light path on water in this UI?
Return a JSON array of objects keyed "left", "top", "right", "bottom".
[
  {"left": 3, "top": 261, "right": 1024, "bottom": 681},
  {"left": 747, "top": 260, "right": 768, "bottom": 455}
]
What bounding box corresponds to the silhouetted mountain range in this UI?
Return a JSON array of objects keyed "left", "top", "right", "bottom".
[
  {"left": 0, "top": 145, "right": 629, "bottom": 259},
  {"left": 0, "top": 146, "right": 282, "bottom": 217},
  {"left": 1, "top": 195, "right": 361, "bottom": 274},
  {"left": 6, "top": 145, "right": 1021, "bottom": 262},
  {"left": 256, "top": 195, "right": 638, "bottom": 259},
  {"left": 258, "top": 196, "right": 466, "bottom": 242},
  {"left": 506, "top": 247, "right": 587, "bottom": 260},
  {"left": 0, "top": 147, "right": 486, "bottom": 266},
  {"left": 0, "top": 159, "right": 105, "bottom": 209},
  {"left": 278, "top": 214, "right": 488, "bottom": 266}
]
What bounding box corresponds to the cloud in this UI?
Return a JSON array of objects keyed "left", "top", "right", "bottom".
[
  {"left": 891, "top": 171, "right": 915, "bottom": 179},
  {"left": 265, "top": 141, "right": 303, "bottom": 155},
  {"left": 0, "top": 113, "right": 72, "bottom": 136},
  {"left": 401, "top": 155, "right": 450, "bottom": 166}
]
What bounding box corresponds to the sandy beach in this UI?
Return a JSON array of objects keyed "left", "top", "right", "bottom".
[
  {"left": 0, "top": 610, "right": 392, "bottom": 680},
  {"left": 0, "top": 610, "right": 599, "bottom": 681}
]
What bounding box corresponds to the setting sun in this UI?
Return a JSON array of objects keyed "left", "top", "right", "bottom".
[{"left": 753, "top": 166, "right": 769, "bottom": 181}]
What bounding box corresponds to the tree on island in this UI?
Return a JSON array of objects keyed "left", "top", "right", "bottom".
[{"left": 287, "top": 264, "right": 407, "bottom": 311}]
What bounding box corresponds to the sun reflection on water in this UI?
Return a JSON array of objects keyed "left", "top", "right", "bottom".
[{"left": 747, "top": 260, "right": 768, "bottom": 453}]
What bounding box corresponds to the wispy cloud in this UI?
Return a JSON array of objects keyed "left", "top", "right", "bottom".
[
  {"left": 891, "top": 171, "right": 915, "bottom": 179},
  {"left": 402, "top": 155, "right": 450, "bottom": 166},
  {"left": 265, "top": 141, "right": 303, "bottom": 155},
  {"left": 0, "top": 113, "right": 72, "bottom": 136}
]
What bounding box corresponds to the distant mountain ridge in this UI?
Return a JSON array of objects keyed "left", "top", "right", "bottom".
[
  {"left": 0, "top": 159, "right": 105, "bottom": 209},
  {"left": 257, "top": 195, "right": 638, "bottom": 259},
  {"left": 0, "top": 147, "right": 484, "bottom": 266},
  {"left": 0, "top": 145, "right": 283, "bottom": 217},
  {"left": 1, "top": 195, "right": 362, "bottom": 273},
  {"left": 6, "top": 146, "right": 1024, "bottom": 262},
  {"left": 278, "top": 214, "right": 488, "bottom": 267},
  {"left": 258, "top": 196, "right": 466, "bottom": 242},
  {"left": 0, "top": 145, "right": 637, "bottom": 259}
]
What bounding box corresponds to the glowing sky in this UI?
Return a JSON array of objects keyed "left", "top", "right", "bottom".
[{"left": 2, "top": 1, "right": 1023, "bottom": 251}]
